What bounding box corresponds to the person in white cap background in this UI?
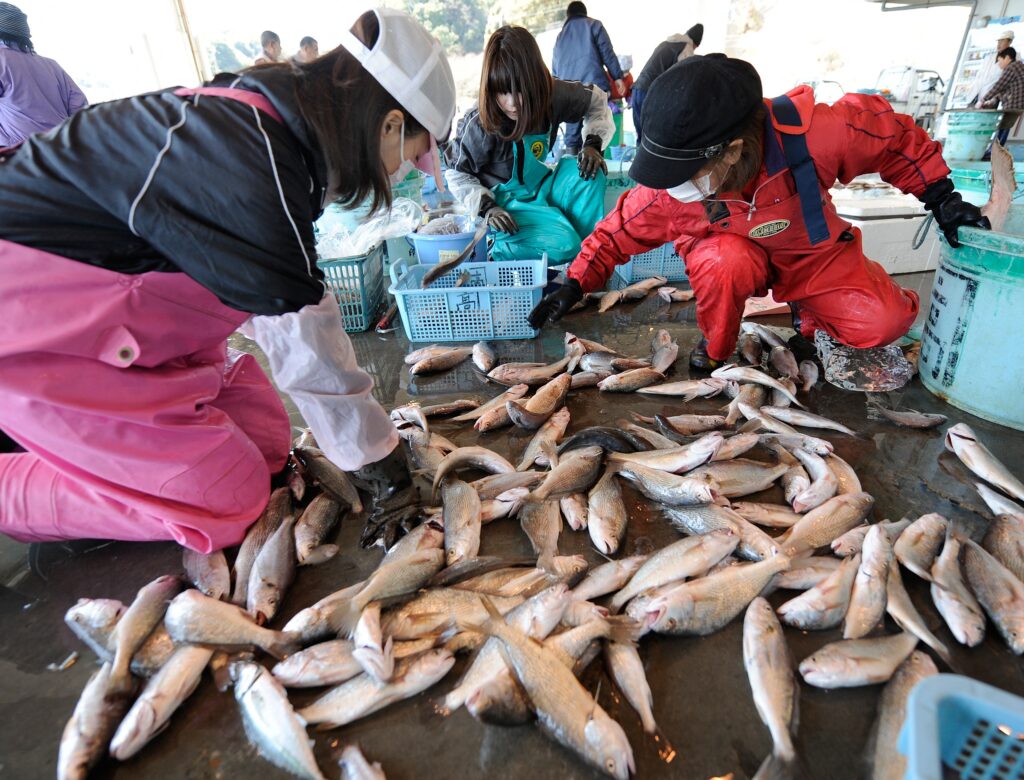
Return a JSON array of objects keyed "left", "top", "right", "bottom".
[
  {"left": 0, "top": 1, "right": 87, "bottom": 147},
  {"left": 0, "top": 8, "right": 456, "bottom": 551},
  {"left": 966, "top": 28, "right": 1015, "bottom": 107}
]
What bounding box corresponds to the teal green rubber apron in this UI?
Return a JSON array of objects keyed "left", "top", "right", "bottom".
[{"left": 490, "top": 130, "right": 607, "bottom": 264}]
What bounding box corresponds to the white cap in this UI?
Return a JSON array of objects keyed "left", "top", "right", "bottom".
[
  {"left": 999, "top": 29, "right": 1015, "bottom": 41},
  {"left": 338, "top": 7, "right": 456, "bottom": 141}
]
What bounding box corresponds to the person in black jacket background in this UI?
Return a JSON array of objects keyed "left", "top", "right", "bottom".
[{"left": 632, "top": 23, "right": 703, "bottom": 141}]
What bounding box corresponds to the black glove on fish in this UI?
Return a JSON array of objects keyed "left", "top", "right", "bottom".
[
  {"left": 528, "top": 278, "right": 584, "bottom": 328},
  {"left": 577, "top": 134, "right": 608, "bottom": 180},
  {"left": 921, "top": 178, "right": 990, "bottom": 249},
  {"left": 480, "top": 194, "right": 519, "bottom": 234}
]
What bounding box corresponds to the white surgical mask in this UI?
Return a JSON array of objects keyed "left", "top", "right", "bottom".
[
  {"left": 666, "top": 171, "right": 714, "bottom": 203},
  {"left": 389, "top": 122, "right": 416, "bottom": 185}
]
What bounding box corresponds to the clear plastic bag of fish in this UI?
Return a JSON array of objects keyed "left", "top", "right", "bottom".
[
  {"left": 315, "top": 197, "right": 423, "bottom": 257},
  {"left": 815, "top": 330, "right": 913, "bottom": 392},
  {"left": 417, "top": 213, "right": 479, "bottom": 236}
]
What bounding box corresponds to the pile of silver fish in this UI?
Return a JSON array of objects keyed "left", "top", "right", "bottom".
[{"left": 55, "top": 322, "right": 1024, "bottom": 780}]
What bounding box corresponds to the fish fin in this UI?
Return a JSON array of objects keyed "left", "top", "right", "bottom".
[
  {"left": 265, "top": 631, "right": 303, "bottom": 661},
  {"left": 738, "top": 417, "right": 764, "bottom": 433},
  {"left": 754, "top": 751, "right": 798, "bottom": 780},
  {"left": 606, "top": 615, "right": 645, "bottom": 644},
  {"left": 326, "top": 598, "right": 363, "bottom": 638},
  {"left": 539, "top": 440, "right": 559, "bottom": 469},
  {"left": 298, "top": 544, "right": 339, "bottom": 566}
]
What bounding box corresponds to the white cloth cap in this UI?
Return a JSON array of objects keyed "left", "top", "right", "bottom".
[
  {"left": 338, "top": 7, "right": 456, "bottom": 141},
  {"left": 999, "top": 29, "right": 1015, "bottom": 41}
]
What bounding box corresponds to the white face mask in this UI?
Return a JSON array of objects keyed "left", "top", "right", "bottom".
[
  {"left": 389, "top": 122, "right": 416, "bottom": 185},
  {"left": 666, "top": 171, "right": 714, "bottom": 203}
]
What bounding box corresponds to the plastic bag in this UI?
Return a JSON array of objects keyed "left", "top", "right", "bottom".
[
  {"left": 815, "top": 330, "right": 913, "bottom": 392},
  {"left": 315, "top": 197, "right": 424, "bottom": 258}
]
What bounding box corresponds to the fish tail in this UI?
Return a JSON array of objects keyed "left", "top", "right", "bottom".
[
  {"left": 298, "top": 544, "right": 339, "bottom": 566},
  {"left": 606, "top": 615, "right": 645, "bottom": 644},
  {"left": 326, "top": 597, "right": 363, "bottom": 638},
  {"left": 753, "top": 750, "right": 797, "bottom": 780},
  {"left": 264, "top": 630, "right": 303, "bottom": 661}
]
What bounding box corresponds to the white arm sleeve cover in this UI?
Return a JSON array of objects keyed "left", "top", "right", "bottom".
[
  {"left": 243, "top": 294, "right": 398, "bottom": 470},
  {"left": 581, "top": 85, "right": 615, "bottom": 150},
  {"left": 444, "top": 168, "right": 491, "bottom": 210}
]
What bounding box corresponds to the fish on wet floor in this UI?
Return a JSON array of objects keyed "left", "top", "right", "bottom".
[
  {"left": 798, "top": 632, "right": 918, "bottom": 688},
  {"left": 945, "top": 423, "right": 1024, "bottom": 502},
  {"left": 868, "top": 651, "right": 938, "bottom": 780},
  {"left": 866, "top": 399, "right": 947, "bottom": 429},
  {"left": 409, "top": 347, "right": 474, "bottom": 375},
  {"left": 473, "top": 341, "right": 498, "bottom": 372}
]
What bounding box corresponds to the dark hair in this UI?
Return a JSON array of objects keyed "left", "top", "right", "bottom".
[
  {"left": 999, "top": 46, "right": 1017, "bottom": 61},
  {"left": 0, "top": 32, "right": 31, "bottom": 52},
  {"left": 260, "top": 30, "right": 280, "bottom": 48},
  {"left": 478, "top": 26, "right": 552, "bottom": 141},
  {"left": 716, "top": 103, "right": 766, "bottom": 193},
  {"left": 291, "top": 10, "right": 426, "bottom": 212},
  {"left": 567, "top": 2, "right": 587, "bottom": 17},
  {"left": 299, "top": 36, "right": 316, "bottom": 48}
]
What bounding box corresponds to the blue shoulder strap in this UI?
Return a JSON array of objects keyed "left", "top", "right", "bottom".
[{"left": 769, "top": 95, "right": 830, "bottom": 246}]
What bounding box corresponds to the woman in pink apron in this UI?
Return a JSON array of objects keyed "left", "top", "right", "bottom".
[{"left": 0, "top": 8, "right": 455, "bottom": 552}]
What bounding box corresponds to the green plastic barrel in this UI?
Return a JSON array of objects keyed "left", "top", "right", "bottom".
[
  {"left": 944, "top": 111, "right": 1002, "bottom": 161},
  {"left": 920, "top": 207, "right": 1024, "bottom": 430}
]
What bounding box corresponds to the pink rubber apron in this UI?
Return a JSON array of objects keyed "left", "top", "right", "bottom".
[{"left": 0, "top": 87, "right": 293, "bottom": 552}]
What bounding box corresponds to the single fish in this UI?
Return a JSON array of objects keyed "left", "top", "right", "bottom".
[
  {"left": 391, "top": 399, "right": 480, "bottom": 422},
  {"left": 451, "top": 384, "right": 528, "bottom": 422},
  {"left": 614, "top": 461, "right": 717, "bottom": 506},
  {"left": 298, "top": 650, "right": 456, "bottom": 729},
  {"left": 529, "top": 446, "right": 604, "bottom": 503},
  {"left": 518, "top": 407, "right": 571, "bottom": 471},
  {"left": 165, "top": 589, "right": 301, "bottom": 659},
  {"left": 711, "top": 364, "right": 804, "bottom": 407},
  {"left": 831, "top": 519, "right": 910, "bottom": 557},
  {"left": 726, "top": 383, "right": 768, "bottom": 426},
  {"left": 353, "top": 604, "right": 395, "bottom": 683},
  {"left": 945, "top": 422, "right": 1024, "bottom": 502},
  {"left": 886, "top": 558, "right": 952, "bottom": 666},
  {"left": 712, "top": 433, "right": 761, "bottom": 462},
  {"left": 404, "top": 428, "right": 456, "bottom": 473},
  {"left": 56, "top": 662, "right": 134, "bottom": 780},
  {"left": 798, "top": 360, "right": 818, "bottom": 392},
  {"left": 421, "top": 221, "right": 489, "bottom": 287},
  {"left": 293, "top": 447, "right": 363, "bottom": 514},
  {"left": 295, "top": 494, "right": 342, "bottom": 566},
  {"left": 247, "top": 514, "right": 297, "bottom": 624},
  {"left": 976, "top": 482, "right": 1024, "bottom": 522},
  {"left": 636, "top": 412, "right": 728, "bottom": 436},
  {"left": 570, "top": 370, "right": 610, "bottom": 389},
  {"left": 773, "top": 555, "right": 844, "bottom": 590},
  {"left": 443, "top": 478, "right": 483, "bottom": 567},
  {"left": 741, "top": 321, "right": 786, "bottom": 349},
  {"left": 844, "top": 525, "right": 894, "bottom": 638},
  {"left": 663, "top": 504, "right": 779, "bottom": 562},
  {"left": 579, "top": 351, "right": 648, "bottom": 373},
  {"left": 271, "top": 639, "right": 363, "bottom": 688},
  {"left": 487, "top": 354, "right": 575, "bottom": 386},
  {"left": 962, "top": 539, "right": 1024, "bottom": 654},
  {"left": 384, "top": 589, "right": 524, "bottom": 641},
  {"left": 473, "top": 341, "right": 498, "bottom": 372},
  {"left": 403, "top": 345, "right": 456, "bottom": 364},
  {"left": 981, "top": 139, "right": 1015, "bottom": 231},
  {"left": 738, "top": 331, "right": 763, "bottom": 366},
  {"left": 783, "top": 465, "right": 811, "bottom": 506},
  {"left": 410, "top": 347, "right": 474, "bottom": 375},
  {"left": 608, "top": 432, "right": 723, "bottom": 473},
  {"left": 339, "top": 745, "right": 386, "bottom": 780},
  {"left": 930, "top": 528, "right": 985, "bottom": 647},
  {"left": 769, "top": 345, "right": 800, "bottom": 378},
  {"left": 598, "top": 367, "right": 665, "bottom": 392},
  {"left": 182, "top": 548, "right": 230, "bottom": 601},
  {"left": 470, "top": 471, "right": 545, "bottom": 500},
  {"left": 798, "top": 632, "right": 918, "bottom": 688},
  {"left": 620, "top": 422, "right": 676, "bottom": 451},
  {"left": 232, "top": 661, "right": 325, "bottom": 779},
  {"left": 772, "top": 378, "right": 800, "bottom": 409},
  {"left": 687, "top": 460, "right": 790, "bottom": 499},
  {"left": 560, "top": 493, "right": 589, "bottom": 531},
  {"left": 464, "top": 598, "right": 635, "bottom": 779},
  {"left": 866, "top": 399, "right": 947, "bottom": 428},
  {"left": 762, "top": 406, "right": 856, "bottom": 436},
  {"left": 572, "top": 555, "right": 649, "bottom": 602},
  {"left": 390, "top": 402, "right": 430, "bottom": 433},
  {"left": 983, "top": 514, "right": 1024, "bottom": 583},
  {"left": 520, "top": 499, "right": 563, "bottom": 570},
  {"left": 650, "top": 329, "right": 679, "bottom": 373},
  {"left": 432, "top": 446, "right": 515, "bottom": 498},
  {"left": 827, "top": 453, "right": 863, "bottom": 495},
  {"left": 893, "top": 513, "right": 948, "bottom": 581},
  {"left": 63, "top": 599, "right": 175, "bottom": 677},
  {"left": 777, "top": 554, "right": 860, "bottom": 630},
  {"left": 109, "top": 644, "right": 214, "bottom": 759},
  {"left": 731, "top": 501, "right": 802, "bottom": 529},
  {"left": 566, "top": 333, "right": 621, "bottom": 355},
  {"left": 636, "top": 377, "right": 729, "bottom": 401},
  {"left": 778, "top": 492, "right": 875, "bottom": 558},
  {"left": 646, "top": 555, "right": 791, "bottom": 636},
  {"left": 744, "top": 597, "right": 799, "bottom": 777},
  {"left": 869, "top": 651, "right": 939, "bottom": 780},
  {"left": 588, "top": 467, "right": 628, "bottom": 554},
  {"left": 758, "top": 432, "right": 834, "bottom": 456},
  {"left": 606, "top": 640, "right": 657, "bottom": 734},
  {"left": 507, "top": 373, "right": 571, "bottom": 429},
  {"left": 559, "top": 426, "right": 644, "bottom": 456},
  {"left": 610, "top": 531, "right": 738, "bottom": 613},
  {"left": 109, "top": 575, "right": 183, "bottom": 692},
  {"left": 791, "top": 448, "right": 840, "bottom": 512},
  {"left": 656, "top": 286, "right": 694, "bottom": 303}
]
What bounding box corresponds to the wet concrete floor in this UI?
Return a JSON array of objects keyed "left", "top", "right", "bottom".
[{"left": 2, "top": 276, "right": 1023, "bottom": 780}]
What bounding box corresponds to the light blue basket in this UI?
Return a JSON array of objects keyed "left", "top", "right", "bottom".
[
  {"left": 388, "top": 256, "right": 547, "bottom": 343},
  {"left": 316, "top": 243, "right": 384, "bottom": 333},
  {"left": 612, "top": 242, "right": 688, "bottom": 285},
  {"left": 899, "top": 674, "right": 1024, "bottom": 779},
  {"left": 407, "top": 216, "right": 489, "bottom": 266}
]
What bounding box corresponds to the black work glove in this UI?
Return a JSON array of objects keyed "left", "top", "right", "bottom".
[
  {"left": 528, "top": 278, "right": 584, "bottom": 328},
  {"left": 480, "top": 194, "right": 519, "bottom": 234},
  {"left": 577, "top": 135, "right": 607, "bottom": 180},
  {"left": 921, "top": 178, "right": 990, "bottom": 248}
]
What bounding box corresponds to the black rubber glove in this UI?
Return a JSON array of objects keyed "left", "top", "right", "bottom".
[
  {"left": 528, "top": 278, "right": 584, "bottom": 328},
  {"left": 352, "top": 444, "right": 411, "bottom": 502},
  {"left": 480, "top": 194, "right": 519, "bottom": 234},
  {"left": 577, "top": 134, "right": 607, "bottom": 180},
  {"left": 921, "top": 178, "right": 990, "bottom": 249}
]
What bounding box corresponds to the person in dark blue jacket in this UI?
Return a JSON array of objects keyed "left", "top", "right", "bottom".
[{"left": 552, "top": 1, "right": 623, "bottom": 155}]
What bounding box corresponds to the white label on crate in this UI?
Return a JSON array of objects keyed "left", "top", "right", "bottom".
[
  {"left": 438, "top": 250, "right": 461, "bottom": 263},
  {"left": 748, "top": 219, "right": 791, "bottom": 239}
]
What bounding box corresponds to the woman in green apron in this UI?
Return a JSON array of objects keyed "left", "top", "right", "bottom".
[{"left": 444, "top": 25, "right": 615, "bottom": 264}]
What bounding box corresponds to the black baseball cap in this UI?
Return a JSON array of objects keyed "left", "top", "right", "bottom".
[{"left": 630, "top": 55, "right": 763, "bottom": 189}]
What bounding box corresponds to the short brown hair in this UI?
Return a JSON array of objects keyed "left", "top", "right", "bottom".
[
  {"left": 478, "top": 26, "right": 552, "bottom": 142},
  {"left": 289, "top": 11, "right": 427, "bottom": 213},
  {"left": 717, "top": 104, "right": 766, "bottom": 194}
]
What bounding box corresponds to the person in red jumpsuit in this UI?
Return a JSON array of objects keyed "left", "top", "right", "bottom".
[{"left": 528, "top": 55, "right": 989, "bottom": 375}]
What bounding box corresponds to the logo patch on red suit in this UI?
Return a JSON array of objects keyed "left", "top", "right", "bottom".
[{"left": 748, "top": 219, "right": 791, "bottom": 239}]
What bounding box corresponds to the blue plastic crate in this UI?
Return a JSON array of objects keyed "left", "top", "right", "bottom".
[
  {"left": 389, "top": 257, "right": 547, "bottom": 343},
  {"left": 316, "top": 243, "right": 385, "bottom": 333},
  {"left": 899, "top": 674, "right": 1024, "bottom": 780},
  {"left": 612, "top": 242, "right": 687, "bottom": 284}
]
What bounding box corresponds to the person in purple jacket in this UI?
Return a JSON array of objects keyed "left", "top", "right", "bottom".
[{"left": 0, "top": 2, "right": 86, "bottom": 147}]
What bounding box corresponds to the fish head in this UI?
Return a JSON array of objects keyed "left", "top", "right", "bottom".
[
  {"left": 584, "top": 712, "right": 635, "bottom": 779},
  {"left": 65, "top": 597, "right": 125, "bottom": 629},
  {"left": 645, "top": 590, "right": 691, "bottom": 633},
  {"left": 250, "top": 581, "right": 279, "bottom": 626},
  {"left": 550, "top": 554, "right": 590, "bottom": 583}
]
